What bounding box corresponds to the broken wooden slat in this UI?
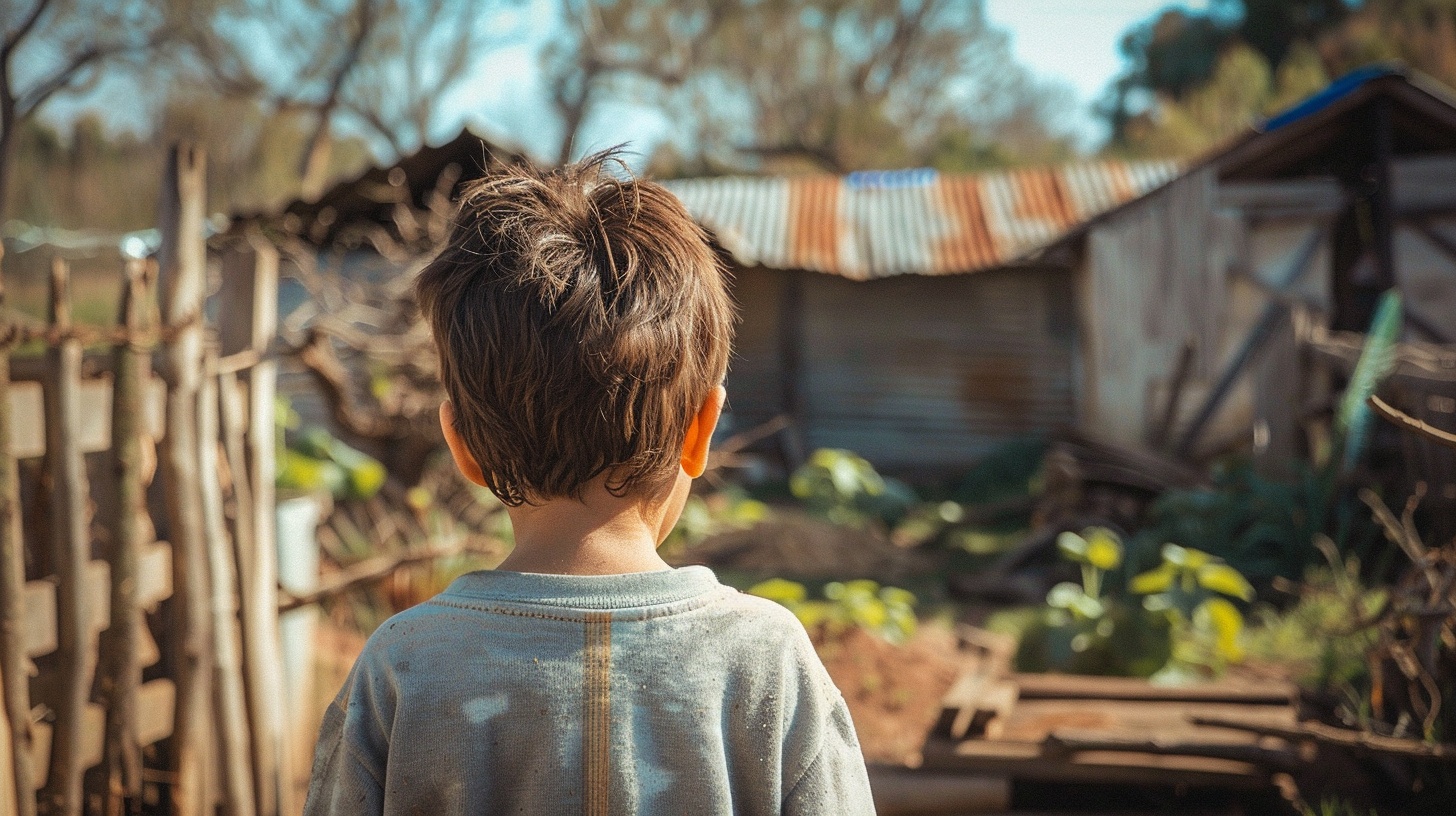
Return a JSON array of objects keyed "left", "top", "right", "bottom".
[
  {"left": 23, "top": 582, "right": 56, "bottom": 659},
  {"left": 29, "top": 705, "right": 106, "bottom": 792},
  {"left": 1010, "top": 674, "right": 1296, "bottom": 705},
  {"left": 138, "top": 680, "right": 176, "bottom": 748},
  {"left": 966, "top": 681, "right": 1018, "bottom": 741},
  {"left": 6, "top": 378, "right": 166, "bottom": 460},
  {"left": 137, "top": 542, "right": 172, "bottom": 610},
  {"left": 41, "top": 257, "right": 99, "bottom": 816},
  {"left": 993, "top": 699, "right": 1297, "bottom": 746},
  {"left": 920, "top": 735, "right": 1275, "bottom": 789},
  {"left": 0, "top": 251, "right": 37, "bottom": 816}
]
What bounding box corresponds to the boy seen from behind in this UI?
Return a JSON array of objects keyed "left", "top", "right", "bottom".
[{"left": 303, "top": 154, "right": 876, "bottom": 815}]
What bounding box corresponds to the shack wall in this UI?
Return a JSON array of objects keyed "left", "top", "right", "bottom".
[{"left": 726, "top": 266, "right": 1078, "bottom": 473}]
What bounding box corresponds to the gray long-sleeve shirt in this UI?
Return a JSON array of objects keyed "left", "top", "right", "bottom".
[{"left": 303, "top": 565, "right": 876, "bottom": 815}]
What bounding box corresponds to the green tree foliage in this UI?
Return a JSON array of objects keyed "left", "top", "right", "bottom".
[
  {"left": 0, "top": 0, "right": 184, "bottom": 222},
  {"left": 1106, "top": 1, "right": 1456, "bottom": 157},
  {"left": 550, "top": 0, "right": 1075, "bottom": 174}
]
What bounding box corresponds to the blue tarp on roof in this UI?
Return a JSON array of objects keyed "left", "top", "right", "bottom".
[{"left": 1261, "top": 65, "right": 1400, "bottom": 132}]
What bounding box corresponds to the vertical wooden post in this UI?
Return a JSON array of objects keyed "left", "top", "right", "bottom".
[
  {"left": 40, "top": 257, "right": 96, "bottom": 816},
  {"left": 100, "top": 259, "right": 151, "bottom": 815},
  {"left": 1372, "top": 96, "right": 1397, "bottom": 293},
  {"left": 0, "top": 246, "right": 37, "bottom": 816},
  {"left": 219, "top": 238, "right": 290, "bottom": 815},
  {"left": 199, "top": 347, "right": 257, "bottom": 816},
  {"left": 157, "top": 143, "right": 214, "bottom": 816}
]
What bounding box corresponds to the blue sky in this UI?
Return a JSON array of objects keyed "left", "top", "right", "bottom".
[
  {"left": 46, "top": 1, "right": 1205, "bottom": 160},
  {"left": 453, "top": 0, "right": 1211, "bottom": 160},
  {"left": 984, "top": 0, "right": 1211, "bottom": 145}
]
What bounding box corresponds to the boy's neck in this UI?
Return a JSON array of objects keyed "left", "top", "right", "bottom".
[{"left": 494, "top": 475, "right": 684, "bottom": 576}]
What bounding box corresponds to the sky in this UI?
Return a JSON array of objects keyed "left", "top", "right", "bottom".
[
  {"left": 43, "top": 0, "right": 1208, "bottom": 162},
  {"left": 439, "top": 0, "right": 1205, "bottom": 161},
  {"left": 982, "top": 0, "right": 1212, "bottom": 146},
  {"left": 451, "top": 0, "right": 1213, "bottom": 160}
]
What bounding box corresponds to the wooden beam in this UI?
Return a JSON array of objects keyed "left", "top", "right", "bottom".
[
  {"left": 157, "top": 142, "right": 213, "bottom": 816},
  {"left": 40, "top": 257, "right": 98, "bottom": 816},
  {"left": 0, "top": 244, "right": 37, "bottom": 816},
  {"left": 199, "top": 349, "right": 257, "bottom": 816},
  {"left": 221, "top": 239, "right": 290, "bottom": 816},
  {"left": 99, "top": 259, "right": 151, "bottom": 814}
]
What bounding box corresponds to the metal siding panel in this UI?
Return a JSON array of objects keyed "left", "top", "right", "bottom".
[
  {"left": 797, "top": 269, "right": 1076, "bottom": 470},
  {"left": 666, "top": 160, "right": 1180, "bottom": 279}
]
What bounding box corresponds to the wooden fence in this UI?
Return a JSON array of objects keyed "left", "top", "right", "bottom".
[{"left": 1, "top": 144, "right": 295, "bottom": 815}]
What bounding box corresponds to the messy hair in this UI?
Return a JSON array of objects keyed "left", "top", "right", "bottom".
[{"left": 415, "top": 151, "right": 734, "bottom": 506}]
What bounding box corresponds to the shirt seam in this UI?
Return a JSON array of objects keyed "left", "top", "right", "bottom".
[{"left": 426, "top": 587, "right": 734, "bottom": 622}]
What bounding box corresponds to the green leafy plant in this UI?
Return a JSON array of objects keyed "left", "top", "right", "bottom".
[
  {"left": 274, "top": 397, "right": 387, "bottom": 500},
  {"left": 1244, "top": 549, "right": 1382, "bottom": 694},
  {"left": 789, "top": 448, "right": 919, "bottom": 527},
  {"left": 748, "top": 578, "right": 917, "bottom": 644},
  {"left": 1016, "top": 527, "right": 1172, "bottom": 676},
  {"left": 1131, "top": 543, "right": 1254, "bottom": 676}
]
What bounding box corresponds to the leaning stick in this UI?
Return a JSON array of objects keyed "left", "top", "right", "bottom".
[{"left": 1370, "top": 395, "right": 1456, "bottom": 450}]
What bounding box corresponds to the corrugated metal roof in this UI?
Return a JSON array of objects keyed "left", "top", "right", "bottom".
[{"left": 664, "top": 160, "right": 1180, "bottom": 279}]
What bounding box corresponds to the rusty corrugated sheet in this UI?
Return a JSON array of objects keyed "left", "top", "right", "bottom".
[{"left": 664, "top": 159, "right": 1179, "bottom": 278}]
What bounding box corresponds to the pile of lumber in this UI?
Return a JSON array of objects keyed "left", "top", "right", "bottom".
[{"left": 923, "top": 627, "right": 1301, "bottom": 791}]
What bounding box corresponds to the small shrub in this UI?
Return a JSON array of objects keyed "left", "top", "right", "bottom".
[{"left": 748, "top": 578, "right": 918, "bottom": 644}]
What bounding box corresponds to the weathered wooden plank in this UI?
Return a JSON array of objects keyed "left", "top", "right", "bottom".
[
  {"left": 7, "top": 378, "right": 165, "bottom": 460},
  {"left": 920, "top": 735, "right": 1273, "bottom": 789},
  {"left": 1009, "top": 674, "right": 1296, "bottom": 705},
  {"left": 994, "top": 699, "right": 1296, "bottom": 746},
  {"left": 23, "top": 581, "right": 56, "bottom": 659},
  {"left": 138, "top": 680, "right": 176, "bottom": 747},
  {"left": 157, "top": 141, "right": 214, "bottom": 816},
  {"left": 28, "top": 704, "right": 105, "bottom": 791},
  {"left": 136, "top": 624, "right": 161, "bottom": 669},
  {"left": 137, "top": 541, "right": 172, "bottom": 610},
  {"left": 223, "top": 238, "right": 291, "bottom": 816},
  {"left": 41, "top": 258, "right": 98, "bottom": 816},
  {"left": 199, "top": 351, "right": 257, "bottom": 816}
]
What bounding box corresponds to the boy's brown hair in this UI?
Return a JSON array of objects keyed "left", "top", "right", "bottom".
[{"left": 416, "top": 152, "right": 734, "bottom": 506}]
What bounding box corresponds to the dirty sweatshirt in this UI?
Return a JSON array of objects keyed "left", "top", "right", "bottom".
[{"left": 302, "top": 565, "right": 876, "bottom": 816}]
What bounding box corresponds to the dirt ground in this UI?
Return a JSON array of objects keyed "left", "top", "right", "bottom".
[{"left": 816, "top": 623, "right": 963, "bottom": 766}]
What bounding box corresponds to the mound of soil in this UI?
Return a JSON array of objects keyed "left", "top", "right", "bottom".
[
  {"left": 678, "top": 512, "right": 938, "bottom": 580},
  {"left": 816, "top": 624, "right": 963, "bottom": 766}
]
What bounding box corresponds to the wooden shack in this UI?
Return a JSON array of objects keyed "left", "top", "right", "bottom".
[
  {"left": 1047, "top": 67, "right": 1456, "bottom": 464},
  {"left": 663, "top": 164, "right": 1178, "bottom": 474}
]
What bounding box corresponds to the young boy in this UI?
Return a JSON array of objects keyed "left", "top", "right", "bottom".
[{"left": 303, "top": 154, "right": 876, "bottom": 815}]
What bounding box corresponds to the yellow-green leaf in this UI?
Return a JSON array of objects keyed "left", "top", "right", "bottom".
[
  {"left": 1057, "top": 531, "right": 1088, "bottom": 562},
  {"left": 1129, "top": 564, "right": 1175, "bottom": 595},
  {"left": 1083, "top": 528, "right": 1123, "bottom": 571},
  {"left": 748, "top": 578, "right": 807, "bottom": 605},
  {"left": 1196, "top": 597, "right": 1245, "bottom": 663},
  {"left": 1197, "top": 563, "right": 1255, "bottom": 601}
]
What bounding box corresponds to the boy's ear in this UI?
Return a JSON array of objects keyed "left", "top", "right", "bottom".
[
  {"left": 680, "top": 385, "right": 726, "bottom": 479},
  {"left": 439, "top": 401, "right": 488, "bottom": 487}
]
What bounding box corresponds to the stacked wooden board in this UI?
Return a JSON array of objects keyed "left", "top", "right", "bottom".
[{"left": 922, "top": 627, "right": 1301, "bottom": 791}]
